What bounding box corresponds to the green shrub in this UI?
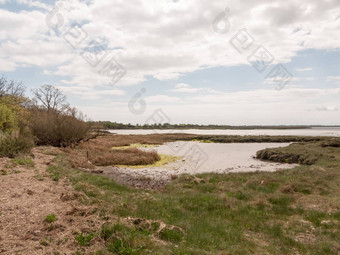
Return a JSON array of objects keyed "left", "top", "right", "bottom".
[
  {"left": 0, "top": 104, "right": 17, "bottom": 132},
  {"left": 45, "top": 213, "right": 57, "bottom": 223},
  {"left": 0, "top": 135, "right": 34, "bottom": 158}
]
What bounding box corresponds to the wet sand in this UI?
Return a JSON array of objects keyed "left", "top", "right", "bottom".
[{"left": 97, "top": 142, "right": 296, "bottom": 189}]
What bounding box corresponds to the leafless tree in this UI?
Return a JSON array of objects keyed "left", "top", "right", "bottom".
[
  {"left": 0, "top": 76, "right": 25, "bottom": 98},
  {"left": 32, "top": 85, "right": 67, "bottom": 112}
]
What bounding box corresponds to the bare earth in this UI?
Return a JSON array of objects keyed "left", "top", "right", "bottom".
[{"left": 0, "top": 148, "right": 104, "bottom": 255}]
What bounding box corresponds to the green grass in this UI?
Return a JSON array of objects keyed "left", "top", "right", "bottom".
[
  {"left": 43, "top": 140, "right": 340, "bottom": 254},
  {"left": 45, "top": 213, "right": 57, "bottom": 223},
  {"left": 47, "top": 165, "right": 62, "bottom": 181},
  {"left": 10, "top": 156, "right": 35, "bottom": 167},
  {"left": 75, "top": 231, "right": 95, "bottom": 246}
]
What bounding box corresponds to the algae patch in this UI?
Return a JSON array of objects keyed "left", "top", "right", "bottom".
[{"left": 117, "top": 154, "right": 180, "bottom": 169}]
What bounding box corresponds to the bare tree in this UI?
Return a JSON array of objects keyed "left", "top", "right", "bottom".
[
  {"left": 32, "top": 85, "right": 67, "bottom": 112},
  {"left": 0, "top": 76, "right": 25, "bottom": 98}
]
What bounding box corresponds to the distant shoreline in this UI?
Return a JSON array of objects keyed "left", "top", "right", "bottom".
[{"left": 91, "top": 121, "right": 340, "bottom": 130}]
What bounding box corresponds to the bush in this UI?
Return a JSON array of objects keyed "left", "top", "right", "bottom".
[
  {"left": 30, "top": 109, "right": 90, "bottom": 147},
  {"left": 0, "top": 104, "right": 17, "bottom": 132},
  {"left": 0, "top": 135, "right": 34, "bottom": 158},
  {"left": 45, "top": 213, "right": 57, "bottom": 223}
]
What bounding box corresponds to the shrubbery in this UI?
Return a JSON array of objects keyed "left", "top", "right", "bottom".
[
  {"left": 0, "top": 135, "right": 34, "bottom": 158},
  {"left": 30, "top": 109, "right": 90, "bottom": 147},
  {"left": 0, "top": 77, "right": 90, "bottom": 155}
]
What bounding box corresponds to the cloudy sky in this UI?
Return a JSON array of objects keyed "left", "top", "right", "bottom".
[{"left": 1, "top": 0, "right": 340, "bottom": 125}]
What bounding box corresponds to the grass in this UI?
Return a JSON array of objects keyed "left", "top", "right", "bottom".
[
  {"left": 75, "top": 231, "right": 95, "bottom": 246},
  {"left": 45, "top": 213, "right": 57, "bottom": 223},
  {"left": 117, "top": 154, "right": 180, "bottom": 168},
  {"left": 10, "top": 156, "right": 35, "bottom": 167},
  {"left": 89, "top": 147, "right": 160, "bottom": 166},
  {"left": 44, "top": 137, "right": 340, "bottom": 254}
]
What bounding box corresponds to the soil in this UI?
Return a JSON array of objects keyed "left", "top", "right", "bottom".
[{"left": 0, "top": 147, "right": 105, "bottom": 255}]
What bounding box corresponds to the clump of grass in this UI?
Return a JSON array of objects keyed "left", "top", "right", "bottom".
[
  {"left": 75, "top": 231, "right": 95, "bottom": 246},
  {"left": 10, "top": 156, "right": 35, "bottom": 167},
  {"left": 255, "top": 141, "right": 335, "bottom": 165},
  {"left": 34, "top": 175, "right": 44, "bottom": 181},
  {"left": 158, "top": 227, "right": 184, "bottom": 244},
  {"left": 45, "top": 213, "right": 57, "bottom": 223},
  {"left": 100, "top": 223, "right": 152, "bottom": 254},
  {"left": 47, "top": 165, "right": 62, "bottom": 181},
  {"left": 106, "top": 238, "right": 136, "bottom": 254},
  {"left": 40, "top": 240, "right": 49, "bottom": 246},
  {"left": 88, "top": 148, "right": 160, "bottom": 166},
  {"left": 119, "top": 154, "right": 180, "bottom": 169},
  {"left": 40, "top": 237, "right": 52, "bottom": 246}
]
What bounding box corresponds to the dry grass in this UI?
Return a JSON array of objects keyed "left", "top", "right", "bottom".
[
  {"left": 89, "top": 147, "right": 160, "bottom": 166},
  {"left": 81, "top": 133, "right": 196, "bottom": 148},
  {"left": 68, "top": 134, "right": 190, "bottom": 168}
]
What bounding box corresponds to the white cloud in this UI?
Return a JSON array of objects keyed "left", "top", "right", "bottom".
[
  {"left": 15, "top": 0, "right": 49, "bottom": 10},
  {"left": 171, "top": 83, "right": 217, "bottom": 93},
  {"left": 296, "top": 67, "right": 313, "bottom": 72},
  {"left": 0, "top": 0, "right": 339, "bottom": 124},
  {"left": 315, "top": 106, "right": 338, "bottom": 112},
  {"left": 327, "top": 76, "right": 340, "bottom": 84},
  {"left": 57, "top": 85, "right": 125, "bottom": 100},
  {"left": 145, "top": 95, "right": 180, "bottom": 103},
  {"left": 1, "top": 0, "right": 340, "bottom": 88},
  {"left": 79, "top": 87, "right": 340, "bottom": 125}
]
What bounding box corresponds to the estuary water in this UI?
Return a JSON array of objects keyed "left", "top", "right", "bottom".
[{"left": 108, "top": 127, "right": 340, "bottom": 137}]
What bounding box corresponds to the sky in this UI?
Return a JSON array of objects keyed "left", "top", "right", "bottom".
[{"left": 0, "top": 0, "right": 340, "bottom": 125}]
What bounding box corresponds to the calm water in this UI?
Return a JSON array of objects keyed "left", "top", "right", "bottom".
[{"left": 108, "top": 127, "right": 340, "bottom": 137}]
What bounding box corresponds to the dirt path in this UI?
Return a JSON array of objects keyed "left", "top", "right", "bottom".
[{"left": 0, "top": 148, "right": 104, "bottom": 255}]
